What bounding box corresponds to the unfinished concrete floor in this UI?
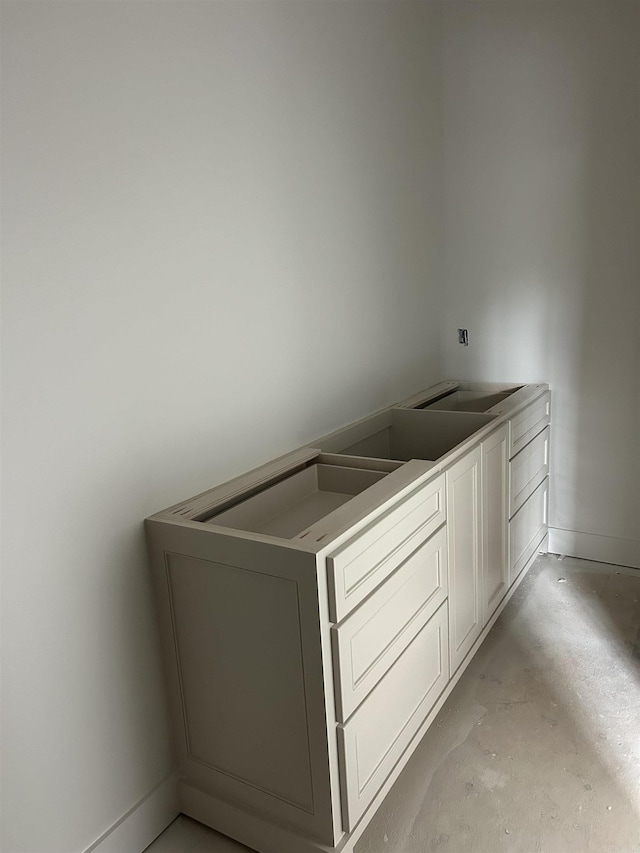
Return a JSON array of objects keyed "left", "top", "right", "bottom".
[{"left": 145, "top": 554, "right": 640, "bottom": 853}]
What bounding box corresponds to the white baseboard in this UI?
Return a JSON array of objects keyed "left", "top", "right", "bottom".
[
  {"left": 548, "top": 527, "right": 640, "bottom": 570},
  {"left": 84, "top": 772, "right": 179, "bottom": 853}
]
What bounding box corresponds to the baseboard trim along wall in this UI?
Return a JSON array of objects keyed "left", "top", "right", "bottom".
[
  {"left": 84, "top": 772, "right": 179, "bottom": 853},
  {"left": 548, "top": 527, "right": 640, "bottom": 571}
]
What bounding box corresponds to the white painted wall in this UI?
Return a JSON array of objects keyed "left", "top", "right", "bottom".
[
  {"left": 0, "top": 3, "right": 443, "bottom": 851},
  {"left": 4, "top": 2, "right": 639, "bottom": 850},
  {"left": 441, "top": 2, "right": 640, "bottom": 565}
]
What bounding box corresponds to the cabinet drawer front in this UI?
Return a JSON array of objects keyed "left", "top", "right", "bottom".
[
  {"left": 510, "top": 426, "right": 550, "bottom": 517},
  {"left": 327, "top": 474, "right": 445, "bottom": 623},
  {"left": 337, "top": 601, "right": 449, "bottom": 831},
  {"left": 332, "top": 525, "right": 448, "bottom": 722},
  {"left": 509, "top": 391, "right": 550, "bottom": 458},
  {"left": 509, "top": 477, "right": 549, "bottom": 584}
]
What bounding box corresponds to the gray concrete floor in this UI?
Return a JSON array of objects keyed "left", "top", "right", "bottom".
[{"left": 145, "top": 554, "right": 640, "bottom": 853}]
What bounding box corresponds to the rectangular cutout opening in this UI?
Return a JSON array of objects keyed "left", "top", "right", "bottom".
[
  {"left": 417, "top": 387, "right": 522, "bottom": 412},
  {"left": 333, "top": 409, "right": 496, "bottom": 462},
  {"left": 203, "top": 462, "right": 390, "bottom": 539}
]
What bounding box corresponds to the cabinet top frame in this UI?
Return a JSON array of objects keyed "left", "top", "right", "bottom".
[{"left": 146, "top": 381, "right": 549, "bottom": 556}]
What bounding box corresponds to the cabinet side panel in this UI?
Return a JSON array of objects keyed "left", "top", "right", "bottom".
[
  {"left": 145, "top": 520, "right": 338, "bottom": 845},
  {"left": 167, "top": 554, "right": 313, "bottom": 812}
]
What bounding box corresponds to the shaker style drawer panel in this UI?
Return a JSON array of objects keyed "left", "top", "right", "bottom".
[
  {"left": 509, "top": 477, "right": 549, "bottom": 585},
  {"left": 510, "top": 426, "right": 550, "bottom": 518},
  {"left": 337, "top": 601, "right": 449, "bottom": 831},
  {"left": 332, "top": 525, "right": 448, "bottom": 722},
  {"left": 509, "top": 392, "right": 550, "bottom": 459},
  {"left": 327, "top": 474, "right": 445, "bottom": 623}
]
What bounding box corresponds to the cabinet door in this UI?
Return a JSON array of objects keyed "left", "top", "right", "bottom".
[
  {"left": 446, "top": 444, "right": 482, "bottom": 677},
  {"left": 145, "top": 519, "right": 339, "bottom": 844},
  {"left": 482, "top": 424, "right": 509, "bottom": 625}
]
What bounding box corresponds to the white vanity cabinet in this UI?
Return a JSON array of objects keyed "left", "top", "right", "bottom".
[
  {"left": 146, "top": 450, "right": 447, "bottom": 853},
  {"left": 145, "top": 380, "right": 550, "bottom": 853}
]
